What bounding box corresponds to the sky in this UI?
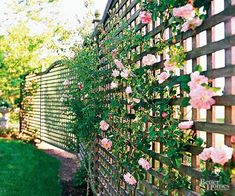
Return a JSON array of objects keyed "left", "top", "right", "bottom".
[{"left": 0, "top": 0, "right": 108, "bottom": 34}]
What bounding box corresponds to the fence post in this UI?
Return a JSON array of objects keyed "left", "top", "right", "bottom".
[{"left": 19, "top": 74, "right": 26, "bottom": 133}]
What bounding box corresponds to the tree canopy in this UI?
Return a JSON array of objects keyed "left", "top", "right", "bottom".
[{"left": 0, "top": 0, "right": 94, "bottom": 105}]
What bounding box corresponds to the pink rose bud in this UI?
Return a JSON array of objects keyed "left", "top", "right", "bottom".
[
  {"left": 120, "top": 69, "right": 130, "bottom": 79},
  {"left": 231, "top": 136, "right": 235, "bottom": 143},
  {"left": 112, "top": 69, "right": 120, "bottom": 77},
  {"left": 63, "top": 79, "right": 69, "bottom": 87},
  {"left": 133, "top": 98, "right": 140, "bottom": 104},
  {"left": 138, "top": 158, "right": 151, "bottom": 170},
  {"left": 99, "top": 120, "right": 109, "bottom": 131},
  {"left": 101, "top": 138, "right": 112, "bottom": 151},
  {"left": 178, "top": 121, "right": 194, "bottom": 129},
  {"left": 161, "top": 112, "right": 167, "bottom": 118},
  {"left": 111, "top": 49, "right": 118, "bottom": 58},
  {"left": 78, "top": 82, "right": 83, "bottom": 90},
  {"left": 123, "top": 172, "right": 137, "bottom": 185},
  {"left": 110, "top": 82, "right": 118, "bottom": 89},
  {"left": 139, "top": 11, "right": 152, "bottom": 24},
  {"left": 114, "top": 59, "right": 124, "bottom": 70},
  {"left": 125, "top": 86, "right": 132, "bottom": 94}
]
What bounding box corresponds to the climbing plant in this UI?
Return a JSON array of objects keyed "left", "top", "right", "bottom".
[{"left": 65, "top": 1, "right": 234, "bottom": 195}]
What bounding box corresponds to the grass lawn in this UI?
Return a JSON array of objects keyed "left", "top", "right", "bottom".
[{"left": 0, "top": 139, "right": 61, "bottom": 196}]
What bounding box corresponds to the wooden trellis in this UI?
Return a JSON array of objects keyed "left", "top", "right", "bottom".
[
  {"left": 94, "top": 0, "right": 235, "bottom": 195},
  {"left": 20, "top": 0, "right": 235, "bottom": 195}
]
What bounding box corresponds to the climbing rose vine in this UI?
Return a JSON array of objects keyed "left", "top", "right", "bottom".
[{"left": 65, "top": 1, "right": 233, "bottom": 195}]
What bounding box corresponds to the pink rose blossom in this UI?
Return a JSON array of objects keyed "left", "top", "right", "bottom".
[
  {"left": 110, "top": 82, "right": 118, "bottom": 89},
  {"left": 120, "top": 69, "right": 130, "bottom": 79},
  {"left": 164, "top": 60, "right": 177, "bottom": 71},
  {"left": 157, "top": 72, "right": 170, "bottom": 84},
  {"left": 188, "top": 71, "right": 208, "bottom": 89},
  {"left": 162, "top": 112, "right": 167, "bottom": 118},
  {"left": 123, "top": 172, "right": 137, "bottom": 185},
  {"left": 231, "top": 136, "right": 235, "bottom": 143},
  {"left": 111, "top": 49, "right": 118, "bottom": 58},
  {"left": 125, "top": 86, "right": 132, "bottom": 94},
  {"left": 101, "top": 138, "right": 112, "bottom": 151},
  {"left": 142, "top": 54, "right": 157, "bottom": 66},
  {"left": 112, "top": 69, "right": 120, "bottom": 77},
  {"left": 173, "top": 4, "right": 195, "bottom": 19},
  {"left": 138, "top": 158, "right": 151, "bottom": 170},
  {"left": 139, "top": 11, "right": 152, "bottom": 24},
  {"left": 199, "top": 147, "right": 214, "bottom": 161},
  {"left": 210, "top": 145, "right": 233, "bottom": 165},
  {"left": 100, "top": 120, "right": 109, "bottom": 131},
  {"left": 78, "top": 82, "right": 84, "bottom": 90},
  {"left": 133, "top": 98, "right": 140, "bottom": 104},
  {"left": 189, "top": 86, "right": 215, "bottom": 109},
  {"left": 114, "top": 59, "right": 124, "bottom": 70},
  {"left": 178, "top": 121, "right": 194, "bottom": 129},
  {"left": 63, "top": 79, "right": 69, "bottom": 87},
  {"left": 181, "top": 17, "right": 203, "bottom": 32}
]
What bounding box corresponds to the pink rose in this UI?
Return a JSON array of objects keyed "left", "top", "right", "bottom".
[
  {"left": 231, "top": 136, "right": 235, "bottom": 143},
  {"left": 110, "top": 82, "right": 118, "bottom": 89},
  {"left": 210, "top": 145, "right": 233, "bottom": 165},
  {"left": 181, "top": 17, "right": 203, "bottom": 32},
  {"left": 125, "top": 86, "right": 132, "bottom": 94},
  {"left": 100, "top": 120, "right": 109, "bottom": 131},
  {"left": 111, "top": 49, "right": 118, "bottom": 58},
  {"left": 120, "top": 69, "right": 130, "bottom": 79},
  {"left": 189, "top": 86, "right": 215, "bottom": 109},
  {"left": 114, "top": 59, "right": 124, "bottom": 70},
  {"left": 188, "top": 71, "right": 208, "bottom": 89},
  {"left": 139, "top": 11, "right": 152, "bottom": 24},
  {"left": 63, "top": 79, "right": 69, "bottom": 87},
  {"left": 162, "top": 112, "right": 167, "bottom": 118},
  {"left": 164, "top": 60, "right": 177, "bottom": 71},
  {"left": 112, "top": 69, "right": 120, "bottom": 77},
  {"left": 178, "top": 121, "right": 194, "bottom": 129},
  {"left": 199, "top": 147, "right": 214, "bottom": 161},
  {"left": 173, "top": 4, "right": 195, "bottom": 19},
  {"left": 0, "top": 90, "right": 2, "bottom": 96},
  {"left": 78, "top": 82, "right": 84, "bottom": 90},
  {"left": 133, "top": 98, "right": 140, "bottom": 103},
  {"left": 157, "top": 72, "right": 170, "bottom": 84},
  {"left": 142, "top": 54, "right": 157, "bottom": 66},
  {"left": 138, "top": 158, "right": 151, "bottom": 170},
  {"left": 123, "top": 172, "right": 137, "bottom": 185},
  {"left": 101, "top": 138, "right": 112, "bottom": 151}
]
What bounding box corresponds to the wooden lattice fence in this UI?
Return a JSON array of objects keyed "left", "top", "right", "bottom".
[
  {"left": 20, "top": 61, "right": 77, "bottom": 150},
  {"left": 93, "top": 0, "right": 235, "bottom": 195},
  {"left": 20, "top": 0, "right": 235, "bottom": 195}
]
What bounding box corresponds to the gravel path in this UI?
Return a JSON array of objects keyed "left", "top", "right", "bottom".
[{"left": 36, "top": 142, "right": 86, "bottom": 196}]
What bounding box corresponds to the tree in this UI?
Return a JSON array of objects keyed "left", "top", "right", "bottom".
[{"left": 0, "top": 0, "right": 95, "bottom": 105}]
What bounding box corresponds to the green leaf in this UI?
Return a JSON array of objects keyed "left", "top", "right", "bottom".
[
  {"left": 181, "top": 97, "right": 190, "bottom": 107},
  {"left": 195, "top": 137, "right": 204, "bottom": 146},
  {"left": 193, "top": 64, "right": 202, "bottom": 72}
]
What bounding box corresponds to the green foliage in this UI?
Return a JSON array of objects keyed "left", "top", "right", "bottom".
[{"left": 73, "top": 161, "right": 88, "bottom": 187}]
